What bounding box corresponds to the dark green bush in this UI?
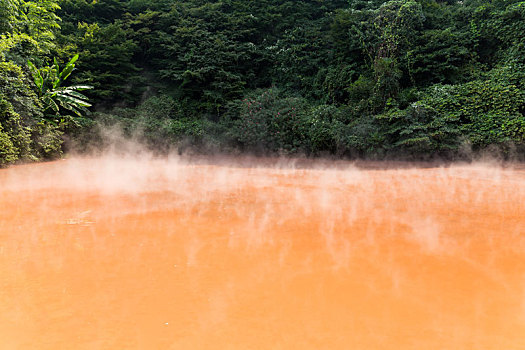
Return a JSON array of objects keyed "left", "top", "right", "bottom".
[
  {"left": 0, "top": 61, "right": 64, "bottom": 165},
  {"left": 232, "top": 88, "right": 309, "bottom": 153}
]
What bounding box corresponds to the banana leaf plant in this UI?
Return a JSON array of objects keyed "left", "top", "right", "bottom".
[{"left": 27, "top": 54, "right": 93, "bottom": 122}]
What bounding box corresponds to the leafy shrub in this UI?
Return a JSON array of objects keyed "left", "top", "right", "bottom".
[
  {"left": 347, "top": 75, "right": 374, "bottom": 103},
  {"left": 31, "top": 121, "right": 63, "bottom": 159},
  {"left": 374, "top": 60, "right": 525, "bottom": 157},
  {"left": 0, "top": 124, "right": 17, "bottom": 165},
  {"left": 334, "top": 116, "right": 384, "bottom": 157},
  {"left": 233, "top": 88, "right": 309, "bottom": 153},
  {"left": 304, "top": 105, "right": 339, "bottom": 154},
  {"left": 0, "top": 60, "right": 67, "bottom": 165}
]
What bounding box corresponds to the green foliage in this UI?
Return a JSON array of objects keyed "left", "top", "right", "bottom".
[
  {"left": 233, "top": 88, "right": 309, "bottom": 153},
  {"left": 375, "top": 99, "right": 462, "bottom": 156},
  {"left": 31, "top": 120, "right": 63, "bottom": 159},
  {"left": 374, "top": 59, "right": 525, "bottom": 156},
  {"left": 0, "top": 0, "right": 61, "bottom": 59},
  {"left": 2, "top": 0, "right": 525, "bottom": 161},
  {"left": 0, "top": 98, "right": 19, "bottom": 165},
  {"left": 271, "top": 19, "right": 334, "bottom": 100},
  {"left": 0, "top": 0, "right": 19, "bottom": 33},
  {"left": 0, "top": 0, "right": 91, "bottom": 166},
  {"left": 0, "top": 61, "right": 41, "bottom": 118},
  {"left": 27, "top": 55, "right": 93, "bottom": 123},
  {"left": 72, "top": 21, "right": 140, "bottom": 103},
  {"left": 305, "top": 105, "right": 339, "bottom": 154},
  {"left": 85, "top": 95, "right": 215, "bottom": 151},
  {"left": 427, "top": 63, "right": 525, "bottom": 147},
  {"left": 0, "top": 59, "right": 66, "bottom": 165},
  {"left": 27, "top": 54, "right": 93, "bottom": 121},
  {"left": 334, "top": 116, "right": 384, "bottom": 157}
]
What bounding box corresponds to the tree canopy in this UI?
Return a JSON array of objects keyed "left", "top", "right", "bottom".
[{"left": 1, "top": 0, "right": 524, "bottom": 164}]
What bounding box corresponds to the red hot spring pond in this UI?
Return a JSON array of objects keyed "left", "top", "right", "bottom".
[{"left": 0, "top": 156, "right": 524, "bottom": 349}]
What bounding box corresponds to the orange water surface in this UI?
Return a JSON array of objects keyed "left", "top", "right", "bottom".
[{"left": 0, "top": 156, "right": 524, "bottom": 349}]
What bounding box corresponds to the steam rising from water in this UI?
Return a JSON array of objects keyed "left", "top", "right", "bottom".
[{"left": 1, "top": 152, "right": 525, "bottom": 349}]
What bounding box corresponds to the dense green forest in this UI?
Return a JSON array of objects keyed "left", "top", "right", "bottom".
[{"left": 1, "top": 0, "right": 524, "bottom": 164}]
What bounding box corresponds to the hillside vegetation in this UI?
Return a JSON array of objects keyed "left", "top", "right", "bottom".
[{"left": 1, "top": 0, "right": 525, "bottom": 164}]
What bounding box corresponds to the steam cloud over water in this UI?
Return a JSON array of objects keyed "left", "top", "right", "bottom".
[{"left": 1, "top": 154, "right": 525, "bottom": 349}]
